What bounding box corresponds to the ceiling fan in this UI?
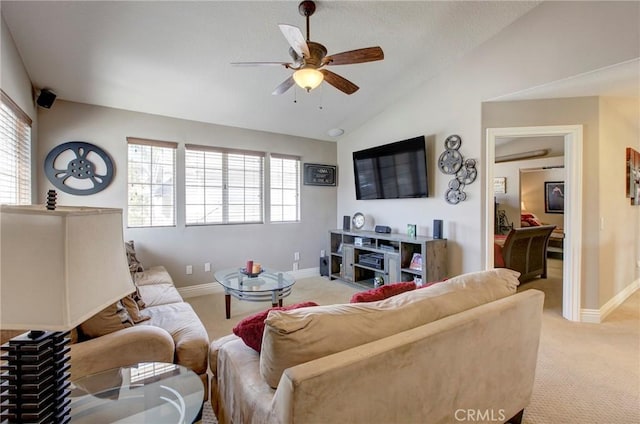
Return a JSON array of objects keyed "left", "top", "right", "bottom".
[{"left": 232, "top": 0, "right": 384, "bottom": 95}]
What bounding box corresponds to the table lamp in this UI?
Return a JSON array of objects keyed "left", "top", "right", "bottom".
[{"left": 0, "top": 204, "right": 135, "bottom": 423}]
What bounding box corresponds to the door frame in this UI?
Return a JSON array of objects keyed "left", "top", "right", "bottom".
[{"left": 485, "top": 125, "right": 583, "bottom": 321}]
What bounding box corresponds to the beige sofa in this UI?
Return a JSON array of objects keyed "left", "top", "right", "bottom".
[
  {"left": 209, "top": 269, "right": 544, "bottom": 424},
  {"left": 70, "top": 266, "right": 210, "bottom": 396}
]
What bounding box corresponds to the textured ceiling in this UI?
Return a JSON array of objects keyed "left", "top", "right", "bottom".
[{"left": 2, "top": 1, "right": 542, "bottom": 141}]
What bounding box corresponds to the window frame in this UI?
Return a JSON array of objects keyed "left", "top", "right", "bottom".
[
  {"left": 184, "top": 144, "right": 265, "bottom": 226},
  {"left": 0, "top": 90, "right": 32, "bottom": 205},
  {"left": 126, "top": 137, "right": 177, "bottom": 228},
  {"left": 269, "top": 154, "right": 301, "bottom": 223}
]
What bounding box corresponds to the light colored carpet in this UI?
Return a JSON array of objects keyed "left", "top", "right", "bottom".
[
  {"left": 189, "top": 262, "right": 640, "bottom": 424},
  {"left": 517, "top": 259, "right": 640, "bottom": 424}
]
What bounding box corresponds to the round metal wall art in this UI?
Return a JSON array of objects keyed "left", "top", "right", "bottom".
[
  {"left": 44, "top": 141, "right": 114, "bottom": 195},
  {"left": 438, "top": 135, "right": 477, "bottom": 205}
]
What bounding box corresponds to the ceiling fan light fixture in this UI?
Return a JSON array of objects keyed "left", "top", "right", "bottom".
[{"left": 293, "top": 68, "right": 324, "bottom": 92}]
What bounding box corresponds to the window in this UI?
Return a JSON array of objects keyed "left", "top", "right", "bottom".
[
  {"left": 127, "top": 137, "right": 176, "bottom": 227},
  {"left": 185, "top": 144, "right": 263, "bottom": 225},
  {"left": 270, "top": 155, "right": 300, "bottom": 222},
  {"left": 0, "top": 90, "right": 32, "bottom": 205}
]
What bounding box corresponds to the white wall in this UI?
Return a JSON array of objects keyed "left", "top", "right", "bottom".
[
  {"left": 1, "top": 14, "right": 38, "bottom": 202},
  {"left": 336, "top": 1, "right": 639, "bottom": 280},
  {"left": 37, "top": 101, "right": 337, "bottom": 287}
]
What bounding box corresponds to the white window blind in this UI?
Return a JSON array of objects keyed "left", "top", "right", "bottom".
[
  {"left": 0, "top": 91, "right": 32, "bottom": 205},
  {"left": 270, "top": 155, "right": 300, "bottom": 222},
  {"left": 185, "top": 144, "right": 264, "bottom": 225},
  {"left": 127, "top": 137, "right": 177, "bottom": 227}
]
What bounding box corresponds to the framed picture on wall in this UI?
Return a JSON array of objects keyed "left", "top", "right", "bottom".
[
  {"left": 627, "top": 147, "right": 640, "bottom": 206},
  {"left": 544, "top": 181, "right": 565, "bottom": 214}
]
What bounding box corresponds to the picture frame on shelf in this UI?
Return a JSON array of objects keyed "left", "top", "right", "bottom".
[
  {"left": 409, "top": 253, "right": 422, "bottom": 271},
  {"left": 407, "top": 224, "right": 417, "bottom": 238}
]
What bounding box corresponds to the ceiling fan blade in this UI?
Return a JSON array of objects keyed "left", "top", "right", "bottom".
[
  {"left": 323, "top": 46, "right": 384, "bottom": 66},
  {"left": 278, "top": 24, "right": 310, "bottom": 58},
  {"left": 231, "top": 62, "right": 292, "bottom": 67},
  {"left": 272, "top": 76, "right": 295, "bottom": 95},
  {"left": 320, "top": 69, "right": 359, "bottom": 95}
]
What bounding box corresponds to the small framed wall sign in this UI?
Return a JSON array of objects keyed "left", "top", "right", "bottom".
[
  {"left": 493, "top": 177, "right": 506, "bottom": 194},
  {"left": 304, "top": 163, "right": 337, "bottom": 186}
]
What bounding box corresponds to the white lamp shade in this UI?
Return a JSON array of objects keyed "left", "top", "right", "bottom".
[
  {"left": 0, "top": 205, "right": 135, "bottom": 331},
  {"left": 293, "top": 68, "right": 324, "bottom": 91}
]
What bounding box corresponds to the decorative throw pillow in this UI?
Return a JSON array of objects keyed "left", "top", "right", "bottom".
[
  {"left": 121, "top": 294, "right": 151, "bottom": 324},
  {"left": 125, "top": 240, "right": 144, "bottom": 273},
  {"left": 521, "top": 213, "right": 542, "bottom": 227},
  {"left": 233, "top": 302, "right": 319, "bottom": 352},
  {"left": 350, "top": 282, "right": 416, "bottom": 303},
  {"left": 78, "top": 301, "right": 134, "bottom": 340}
]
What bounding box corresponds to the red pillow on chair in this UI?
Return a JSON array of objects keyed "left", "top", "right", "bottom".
[
  {"left": 521, "top": 213, "right": 542, "bottom": 227},
  {"left": 233, "top": 301, "right": 318, "bottom": 352},
  {"left": 350, "top": 282, "right": 416, "bottom": 303},
  {"left": 494, "top": 242, "right": 506, "bottom": 268}
]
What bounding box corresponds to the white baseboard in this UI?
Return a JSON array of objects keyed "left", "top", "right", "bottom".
[
  {"left": 289, "top": 267, "right": 320, "bottom": 279},
  {"left": 177, "top": 267, "right": 320, "bottom": 299},
  {"left": 178, "top": 282, "right": 219, "bottom": 299},
  {"left": 580, "top": 278, "right": 639, "bottom": 323}
]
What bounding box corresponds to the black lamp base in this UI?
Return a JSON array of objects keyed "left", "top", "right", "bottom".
[{"left": 0, "top": 330, "right": 71, "bottom": 423}]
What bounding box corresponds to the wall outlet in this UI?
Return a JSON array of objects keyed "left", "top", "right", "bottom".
[
  {"left": 320, "top": 249, "right": 326, "bottom": 257},
  {"left": 293, "top": 262, "right": 299, "bottom": 271},
  {"left": 205, "top": 262, "right": 211, "bottom": 272},
  {"left": 186, "top": 265, "right": 193, "bottom": 275},
  {"left": 294, "top": 252, "right": 300, "bottom": 261}
]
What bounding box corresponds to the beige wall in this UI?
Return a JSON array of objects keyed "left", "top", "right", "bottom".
[
  {"left": 520, "top": 168, "right": 566, "bottom": 229},
  {"left": 483, "top": 97, "right": 601, "bottom": 308},
  {"left": 495, "top": 156, "right": 565, "bottom": 229},
  {"left": 337, "top": 2, "right": 639, "bottom": 281},
  {"left": 37, "top": 101, "right": 337, "bottom": 287},
  {"left": 598, "top": 97, "right": 640, "bottom": 305},
  {"left": 483, "top": 96, "right": 640, "bottom": 309}
]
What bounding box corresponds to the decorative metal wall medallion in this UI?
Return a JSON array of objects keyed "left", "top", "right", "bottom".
[
  {"left": 438, "top": 135, "right": 477, "bottom": 205},
  {"left": 44, "top": 141, "right": 114, "bottom": 195}
]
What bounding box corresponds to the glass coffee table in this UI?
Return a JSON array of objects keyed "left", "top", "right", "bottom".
[
  {"left": 215, "top": 267, "right": 295, "bottom": 319},
  {"left": 70, "top": 362, "right": 203, "bottom": 423}
]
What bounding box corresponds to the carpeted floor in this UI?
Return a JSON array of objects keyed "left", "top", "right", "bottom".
[
  {"left": 517, "top": 259, "right": 640, "bottom": 423},
  {"left": 189, "top": 261, "right": 640, "bottom": 423}
]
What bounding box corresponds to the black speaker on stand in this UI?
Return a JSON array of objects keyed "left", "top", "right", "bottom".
[
  {"left": 433, "top": 220, "right": 443, "bottom": 239},
  {"left": 343, "top": 215, "right": 350, "bottom": 231},
  {"left": 319, "top": 256, "right": 330, "bottom": 277}
]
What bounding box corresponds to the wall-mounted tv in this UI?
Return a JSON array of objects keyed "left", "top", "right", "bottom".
[{"left": 353, "top": 136, "right": 428, "bottom": 200}]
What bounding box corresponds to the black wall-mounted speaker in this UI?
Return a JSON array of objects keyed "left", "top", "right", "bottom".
[
  {"left": 433, "top": 219, "right": 443, "bottom": 239},
  {"left": 36, "top": 89, "right": 57, "bottom": 109},
  {"left": 343, "top": 215, "right": 350, "bottom": 231},
  {"left": 374, "top": 225, "right": 391, "bottom": 234}
]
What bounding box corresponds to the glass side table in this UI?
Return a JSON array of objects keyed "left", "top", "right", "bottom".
[{"left": 70, "top": 362, "right": 203, "bottom": 423}]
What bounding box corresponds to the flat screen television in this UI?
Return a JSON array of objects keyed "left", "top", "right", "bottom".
[{"left": 353, "top": 136, "right": 428, "bottom": 200}]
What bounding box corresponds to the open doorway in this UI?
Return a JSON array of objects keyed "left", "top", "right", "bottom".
[{"left": 485, "top": 125, "right": 583, "bottom": 321}]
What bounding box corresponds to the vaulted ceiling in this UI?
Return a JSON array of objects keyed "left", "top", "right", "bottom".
[{"left": 2, "top": 1, "right": 542, "bottom": 141}]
